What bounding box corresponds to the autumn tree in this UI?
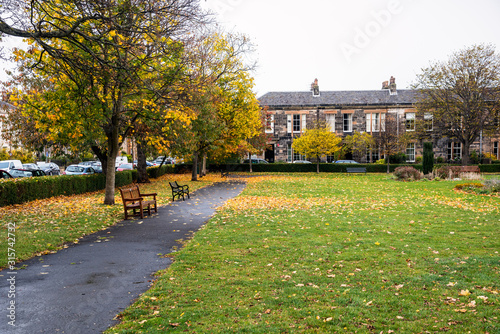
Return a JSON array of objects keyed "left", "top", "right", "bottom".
[
  {"left": 413, "top": 44, "right": 500, "bottom": 165},
  {"left": 292, "top": 122, "right": 342, "bottom": 173},
  {"left": 162, "top": 30, "right": 259, "bottom": 181},
  {"left": 343, "top": 132, "right": 374, "bottom": 163},
  {"left": 0, "top": 0, "right": 208, "bottom": 204},
  {"left": 373, "top": 113, "right": 410, "bottom": 173}
]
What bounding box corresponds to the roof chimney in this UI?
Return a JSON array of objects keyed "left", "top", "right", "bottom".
[
  {"left": 382, "top": 76, "right": 397, "bottom": 95},
  {"left": 311, "top": 78, "right": 319, "bottom": 97},
  {"left": 389, "top": 76, "right": 397, "bottom": 95}
]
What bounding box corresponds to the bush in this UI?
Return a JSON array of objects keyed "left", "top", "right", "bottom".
[
  {"left": 423, "top": 142, "right": 434, "bottom": 175},
  {"left": 0, "top": 171, "right": 135, "bottom": 207},
  {"left": 388, "top": 152, "right": 407, "bottom": 164},
  {"left": 454, "top": 182, "right": 484, "bottom": 190},
  {"left": 393, "top": 166, "right": 423, "bottom": 181},
  {"left": 434, "top": 165, "right": 462, "bottom": 179},
  {"left": 484, "top": 152, "right": 497, "bottom": 161}
]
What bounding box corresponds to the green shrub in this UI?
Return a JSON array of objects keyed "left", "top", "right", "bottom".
[
  {"left": 393, "top": 166, "right": 423, "bottom": 181},
  {"left": 0, "top": 172, "right": 132, "bottom": 207},
  {"left": 388, "top": 152, "right": 407, "bottom": 164},
  {"left": 423, "top": 142, "right": 434, "bottom": 175},
  {"left": 454, "top": 182, "right": 484, "bottom": 190}
]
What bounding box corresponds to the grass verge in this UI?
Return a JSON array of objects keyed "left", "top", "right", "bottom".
[
  {"left": 106, "top": 173, "right": 499, "bottom": 333},
  {"left": 0, "top": 173, "right": 221, "bottom": 269}
]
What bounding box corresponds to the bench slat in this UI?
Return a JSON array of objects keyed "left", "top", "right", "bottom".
[{"left": 119, "top": 185, "right": 157, "bottom": 220}]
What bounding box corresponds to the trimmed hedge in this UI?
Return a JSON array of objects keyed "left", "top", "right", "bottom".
[
  {"left": 208, "top": 163, "right": 421, "bottom": 173},
  {"left": 0, "top": 164, "right": 178, "bottom": 207}
]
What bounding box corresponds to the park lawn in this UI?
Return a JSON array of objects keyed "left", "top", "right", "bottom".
[
  {"left": 0, "top": 173, "right": 219, "bottom": 269},
  {"left": 106, "top": 173, "right": 499, "bottom": 334}
]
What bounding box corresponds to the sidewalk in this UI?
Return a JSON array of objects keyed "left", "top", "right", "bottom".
[{"left": 0, "top": 181, "right": 246, "bottom": 334}]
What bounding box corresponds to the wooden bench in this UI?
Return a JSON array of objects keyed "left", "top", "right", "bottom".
[
  {"left": 169, "top": 181, "right": 190, "bottom": 201},
  {"left": 459, "top": 166, "right": 480, "bottom": 173},
  {"left": 119, "top": 184, "right": 157, "bottom": 220},
  {"left": 346, "top": 167, "right": 367, "bottom": 174}
]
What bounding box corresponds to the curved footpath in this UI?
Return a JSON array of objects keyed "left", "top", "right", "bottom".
[{"left": 1, "top": 181, "right": 246, "bottom": 334}]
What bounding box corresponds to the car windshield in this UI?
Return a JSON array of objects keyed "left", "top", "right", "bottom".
[
  {"left": 120, "top": 164, "right": 132, "bottom": 168},
  {"left": 67, "top": 166, "right": 84, "bottom": 172},
  {"left": 0, "top": 162, "right": 10, "bottom": 168}
]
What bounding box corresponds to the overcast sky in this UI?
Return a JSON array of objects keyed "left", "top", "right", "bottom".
[
  {"left": 201, "top": 0, "right": 500, "bottom": 97},
  {"left": 2, "top": 0, "right": 500, "bottom": 98}
]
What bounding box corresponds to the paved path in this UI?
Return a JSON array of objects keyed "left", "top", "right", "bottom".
[{"left": 0, "top": 181, "right": 246, "bottom": 334}]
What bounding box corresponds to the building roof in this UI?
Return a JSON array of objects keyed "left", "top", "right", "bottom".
[{"left": 258, "top": 89, "right": 420, "bottom": 109}]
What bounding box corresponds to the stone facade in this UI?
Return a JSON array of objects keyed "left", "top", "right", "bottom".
[{"left": 258, "top": 81, "right": 500, "bottom": 163}]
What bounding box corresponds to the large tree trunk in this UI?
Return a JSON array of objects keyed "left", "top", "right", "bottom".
[
  {"left": 201, "top": 152, "right": 207, "bottom": 177},
  {"left": 136, "top": 141, "right": 149, "bottom": 183},
  {"left": 104, "top": 149, "right": 118, "bottom": 205},
  {"left": 462, "top": 141, "right": 471, "bottom": 166},
  {"left": 191, "top": 151, "right": 198, "bottom": 181}
]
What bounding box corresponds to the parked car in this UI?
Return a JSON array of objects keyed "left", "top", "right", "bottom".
[
  {"left": 116, "top": 163, "right": 134, "bottom": 171},
  {"left": 115, "top": 156, "right": 128, "bottom": 168},
  {"left": 36, "top": 162, "right": 61, "bottom": 175},
  {"left": 133, "top": 160, "right": 154, "bottom": 168},
  {"left": 81, "top": 161, "right": 103, "bottom": 173},
  {"left": 334, "top": 160, "right": 359, "bottom": 164},
  {"left": 91, "top": 161, "right": 103, "bottom": 173},
  {"left": 10, "top": 169, "right": 47, "bottom": 178},
  {"left": 293, "top": 160, "right": 312, "bottom": 164},
  {"left": 0, "top": 160, "right": 23, "bottom": 173},
  {"left": 64, "top": 164, "right": 95, "bottom": 175},
  {"left": 153, "top": 156, "right": 174, "bottom": 165},
  {"left": 22, "top": 163, "right": 42, "bottom": 170},
  {"left": 0, "top": 170, "right": 13, "bottom": 179},
  {"left": 243, "top": 158, "right": 269, "bottom": 164}
]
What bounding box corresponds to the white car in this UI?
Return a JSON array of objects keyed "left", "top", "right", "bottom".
[{"left": 0, "top": 160, "right": 23, "bottom": 173}]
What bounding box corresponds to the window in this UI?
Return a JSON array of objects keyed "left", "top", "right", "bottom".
[
  {"left": 293, "top": 114, "right": 301, "bottom": 132},
  {"left": 288, "top": 114, "right": 306, "bottom": 134},
  {"left": 287, "top": 144, "right": 305, "bottom": 162},
  {"left": 447, "top": 142, "right": 461, "bottom": 162},
  {"left": 293, "top": 151, "right": 306, "bottom": 162},
  {"left": 493, "top": 142, "right": 498, "bottom": 159},
  {"left": 406, "top": 112, "right": 415, "bottom": 131},
  {"left": 366, "top": 147, "right": 380, "bottom": 163},
  {"left": 366, "top": 113, "right": 386, "bottom": 132},
  {"left": 265, "top": 114, "right": 274, "bottom": 134},
  {"left": 343, "top": 113, "right": 352, "bottom": 132},
  {"left": 424, "top": 113, "right": 433, "bottom": 131},
  {"left": 326, "top": 114, "right": 335, "bottom": 132},
  {"left": 406, "top": 143, "right": 415, "bottom": 162}
]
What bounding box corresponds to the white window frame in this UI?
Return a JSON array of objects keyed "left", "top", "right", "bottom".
[
  {"left": 406, "top": 143, "right": 415, "bottom": 162},
  {"left": 406, "top": 112, "right": 415, "bottom": 131},
  {"left": 265, "top": 114, "right": 274, "bottom": 134},
  {"left": 326, "top": 114, "right": 335, "bottom": 132},
  {"left": 293, "top": 114, "right": 301, "bottom": 133},
  {"left": 343, "top": 113, "right": 352, "bottom": 132},
  {"left": 287, "top": 114, "right": 292, "bottom": 134},
  {"left": 366, "top": 113, "right": 385, "bottom": 132}
]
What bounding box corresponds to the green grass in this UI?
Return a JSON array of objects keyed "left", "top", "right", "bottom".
[
  {"left": 0, "top": 174, "right": 214, "bottom": 269},
  {"left": 105, "top": 173, "right": 499, "bottom": 333}
]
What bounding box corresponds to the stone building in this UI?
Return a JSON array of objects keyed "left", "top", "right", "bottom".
[{"left": 257, "top": 78, "right": 500, "bottom": 163}]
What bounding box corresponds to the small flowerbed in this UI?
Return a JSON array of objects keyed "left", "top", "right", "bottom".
[{"left": 455, "top": 179, "right": 500, "bottom": 196}]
